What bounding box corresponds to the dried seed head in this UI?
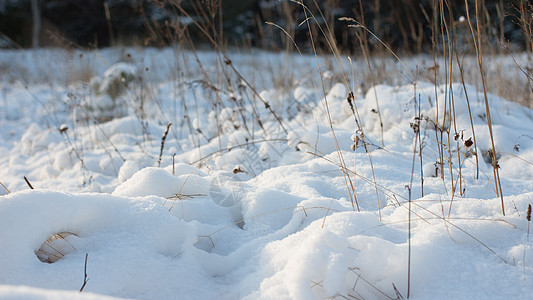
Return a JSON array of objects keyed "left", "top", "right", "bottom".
[
  {"left": 233, "top": 166, "right": 244, "bottom": 174},
  {"left": 464, "top": 137, "right": 473, "bottom": 148},
  {"left": 59, "top": 124, "right": 69, "bottom": 134},
  {"left": 346, "top": 92, "right": 355, "bottom": 114},
  {"left": 410, "top": 123, "right": 419, "bottom": 134},
  {"left": 527, "top": 204, "right": 531, "bottom": 222}
]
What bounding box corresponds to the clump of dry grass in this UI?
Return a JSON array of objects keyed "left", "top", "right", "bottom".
[{"left": 35, "top": 231, "right": 78, "bottom": 263}]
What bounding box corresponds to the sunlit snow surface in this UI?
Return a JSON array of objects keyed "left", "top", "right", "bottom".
[{"left": 1, "top": 48, "right": 533, "bottom": 299}]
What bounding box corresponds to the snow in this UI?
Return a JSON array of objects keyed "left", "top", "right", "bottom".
[
  {"left": 1, "top": 47, "right": 533, "bottom": 299},
  {"left": 0, "top": 285, "right": 123, "bottom": 300}
]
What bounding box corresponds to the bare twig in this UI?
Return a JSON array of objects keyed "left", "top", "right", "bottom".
[
  {"left": 79, "top": 253, "right": 89, "bottom": 292},
  {"left": 24, "top": 176, "right": 34, "bottom": 189},
  {"left": 158, "top": 123, "right": 172, "bottom": 167}
]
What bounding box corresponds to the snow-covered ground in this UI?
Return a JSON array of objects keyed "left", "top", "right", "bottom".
[{"left": 1, "top": 47, "right": 533, "bottom": 299}]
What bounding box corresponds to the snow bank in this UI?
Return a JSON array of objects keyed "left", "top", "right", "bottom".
[
  {"left": 1, "top": 48, "right": 533, "bottom": 299},
  {"left": 0, "top": 285, "right": 123, "bottom": 300}
]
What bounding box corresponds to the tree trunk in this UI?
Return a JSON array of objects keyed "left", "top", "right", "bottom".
[{"left": 31, "top": 0, "right": 40, "bottom": 48}]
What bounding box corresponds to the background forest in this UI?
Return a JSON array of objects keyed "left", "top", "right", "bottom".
[{"left": 1, "top": 0, "right": 532, "bottom": 53}]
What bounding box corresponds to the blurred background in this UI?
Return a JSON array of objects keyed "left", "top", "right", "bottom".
[{"left": 0, "top": 0, "right": 531, "bottom": 53}]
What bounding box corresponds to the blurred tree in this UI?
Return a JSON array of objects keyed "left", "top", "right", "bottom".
[
  {"left": 30, "top": 0, "right": 40, "bottom": 47},
  {"left": 0, "top": 0, "right": 530, "bottom": 51}
]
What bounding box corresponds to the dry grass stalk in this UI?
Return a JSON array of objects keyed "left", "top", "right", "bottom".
[
  {"left": 292, "top": 0, "right": 360, "bottom": 213},
  {"left": 455, "top": 53, "right": 480, "bottom": 180},
  {"left": 0, "top": 180, "right": 10, "bottom": 194},
  {"left": 464, "top": 0, "right": 505, "bottom": 215}
]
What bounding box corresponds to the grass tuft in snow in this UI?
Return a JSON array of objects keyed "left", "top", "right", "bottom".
[{"left": 35, "top": 232, "right": 79, "bottom": 264}]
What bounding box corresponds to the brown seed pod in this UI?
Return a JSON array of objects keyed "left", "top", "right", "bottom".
[
  {"left": 233, "top": 166, "right": 244, "bottom": 174},
  {"left": 464, "top": 137, "right": 473, "bottom": 148}
]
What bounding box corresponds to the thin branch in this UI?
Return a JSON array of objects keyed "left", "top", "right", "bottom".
[
  {"left": 24, "top": 176, "right": 34, "bottom": 189},
  {"left": 79, "top": 253, "right": 89, "bottom": 292},
  {"left": 158, "top": 123, "right": 172, "bottom": 167}
]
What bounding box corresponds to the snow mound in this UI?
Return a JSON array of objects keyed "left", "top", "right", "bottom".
[
  {"left": 99, "top": 62, "right": 137, "bottom": 99},
  {"left": 2, "top": 48, "right": 533, "bottom": 299},
  {"left": 0, "top": 285, "right": 124, "bottom": 300}
]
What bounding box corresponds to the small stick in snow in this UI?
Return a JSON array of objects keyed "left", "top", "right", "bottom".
[
  {"left": 157, "top": 123, "right": 172, "bottom": 167},
  {"left": 24, "top": 176, "right": 34, "bottom": 189},
  {"left": 172, "top": 153, "right": 176, "bottom": 175},
  {"left": 527, "top": 204, "right": 531, "bottom": 238},
  {"left": 79, "top": 253, "right": 89, "bottom": 292}
]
